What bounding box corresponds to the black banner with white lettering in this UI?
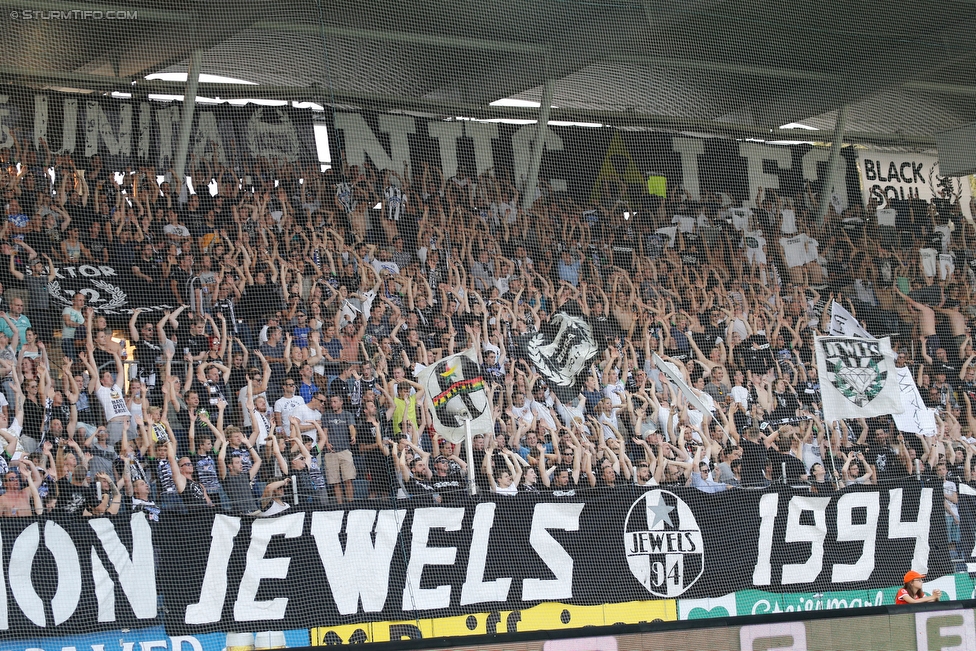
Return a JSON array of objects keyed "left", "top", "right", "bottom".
[
  {"left": 0, "top": 89, "right": 318, "bottom": 169},
  {"left": 0, "top": 513, "right": 158, "bottom": 636},
  {"left": 151, "top": 481, "right": 949, "bottom": 635},
  {"left": 323, "top": 110, "right": 864, "bottom": 209},
  {"left": 38, "top": 262, "right": 174, "bottom": 316},
  {"left": 0, "top": 483, "right": 949, "bottom": 637}
]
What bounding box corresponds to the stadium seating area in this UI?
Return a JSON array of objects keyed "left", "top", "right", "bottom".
[{"left": 0, "top": 135, "right": 971, "bottom": 554}]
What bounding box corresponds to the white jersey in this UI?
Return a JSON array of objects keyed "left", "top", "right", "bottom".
[
  {"left": 743, "top": 230, "right": 767, "bottom": 265},
  {"left": 274, "top": 395, "right": 306, "bottom": 427},
  {"left": 96, "top": 384, "right": 131, "bottom": 422},
  {"left": 780, "top": 208, "right": 797, "bottom": 234},
  {"left": 384, "top": 185, "right": 404, "bottom": 221},
  {"left": 804, "top": 236, "right": 820, "bottom": 265},
  {"left": 780, "top": 235, "right": 808, "bottom": 268}
]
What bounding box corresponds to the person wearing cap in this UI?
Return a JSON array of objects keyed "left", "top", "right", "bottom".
[{"left": 896, "top": 571, "right": 942, "bottom": 604}]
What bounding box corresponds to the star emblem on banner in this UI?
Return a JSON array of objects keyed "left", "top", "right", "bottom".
[{"left": 647, "top": 501, "right": 674, "bottom": 528}]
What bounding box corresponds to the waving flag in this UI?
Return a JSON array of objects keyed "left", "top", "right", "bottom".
[
  {"left": 816, "top": 336, "right": 904, "bottom": 422},
  {"left": 418, "top": 348, "right": 493, "bottom": 443}
]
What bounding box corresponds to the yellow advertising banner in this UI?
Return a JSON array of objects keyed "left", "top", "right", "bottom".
[{"left": 311, "top": 599, "right": 676, "bottom": 645}]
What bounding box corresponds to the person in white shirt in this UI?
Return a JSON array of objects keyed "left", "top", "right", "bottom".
[
  {"left": 273, "top": 380, "right": 306, "bottom": 436},
  {"left": 290, "top": 393, "right": 326, "bottom": 438},
  {"left": 484, "top": 447, "right": 522, "bottom": 495},
  {"left": 730, "top": 370, "right": 751, "bottom": 410},
  {"left": 237, "top": 363, "right": 270, "bottom": 431},
  {"left": 85, "top": 348, "right": 130, "bottom": 446}
]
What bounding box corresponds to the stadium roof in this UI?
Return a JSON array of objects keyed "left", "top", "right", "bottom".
[{"left": 3, "top": 0, "right": 976, "bottom": 147}]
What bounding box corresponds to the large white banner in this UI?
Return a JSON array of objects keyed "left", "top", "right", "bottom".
[
  {"left": 815, "top": 336, "right": 904, "bottom": 422},
  {"left": 858, "top": 150, "right": 975, "bottom": 218},
  {"left": 892, "top": 365, "right": 938, "bottom": 436}
]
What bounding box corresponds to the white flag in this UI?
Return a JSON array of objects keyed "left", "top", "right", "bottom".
[
  {"left": 828, "top": 303, "right": 935, "bottom": 433},
  {"left": 816, "top": 336, "right": 904, "bottom": 422},
  {"left": 418, "top": 348, "right": 493, "bottom": 443},
  {"left": 828, "top": 301, "right": 872, "bottom": 338},
  {"left": 892, "top": 365, "right": 938, "bottom": 436},
  {"left": 653, "top": 353, "right": 726, "bottom": 435}
]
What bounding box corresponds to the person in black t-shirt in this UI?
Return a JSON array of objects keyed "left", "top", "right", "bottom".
[
  {"left": 167, "top": 253, "right": 194, "bottom": 306},
  {"left": 865, "top": 428, "right": 910, "bottom": 482},
  {"left": 737, "top": 426, "right": 771, "bottom": 487},
  {"left": 430, "top": 454, "right": 466, "bottom": 496},
  {"left": 55, "top": 461, "right": 100, "bottom": 516},
  {"left": 742, "top": 334, "right": 775, "bottom": 374},
  {"left": 769, "top": 378, "right": 802, "bottom": 422},
  {"left": 185, "top": 318, "right": 211, "bottom": 363},
  {"left": 768, "top": 431, "right": 808, "bottom": 484},
  {"left": 128, "top": 309, "right": 163, "bottom": 404}
]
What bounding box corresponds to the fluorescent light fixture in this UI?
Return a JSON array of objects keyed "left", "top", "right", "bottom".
[
  {"left": 144, "top": 72, "right": 257, "bottom": 85},
  {"left": 779, "top": 122, "right": 819, "bottom": 130},
  {"left": 314, "top": 124, "right": 332, "bottom": 163},
  {"left": 490, "top": 98, "right": 541, "bottom": 108},
  {"left": 550, "top": 121, "right": 603, "bottom": 128},
  {"left": 225, "top": 98, "right": 288, "bottom": 106}
]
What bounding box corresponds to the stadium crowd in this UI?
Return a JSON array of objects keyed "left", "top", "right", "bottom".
[{"left": 0, "top": 134, "right": 971, "bottom": 556}]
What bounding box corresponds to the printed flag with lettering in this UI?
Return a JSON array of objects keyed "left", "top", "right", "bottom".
[
  {"left": 828, "top": 300, "right": 872, "bottom": 339},
  {"left": 815, "top": 335, "right": 904, "bottom": 422},
  {"left": 828, "top": 302, "right": 935, "bottom": 434}
]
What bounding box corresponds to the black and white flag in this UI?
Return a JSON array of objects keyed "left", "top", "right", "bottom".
[
  {"left": 828, "top": 301, "right": 872, "bottom": 339},
  {"left": 527, "top": 312, "right": 598, "bottom": 389}
]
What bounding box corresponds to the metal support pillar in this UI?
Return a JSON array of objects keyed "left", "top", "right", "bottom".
[
  {"left": 816, "top": 104, "right": 848, "bottom": 226},
  {"left": 173, "top": 49, "right": 204, "bottom": 186},
  {"left": 521, "top": 78, "right": 556, "bottom": 212}
]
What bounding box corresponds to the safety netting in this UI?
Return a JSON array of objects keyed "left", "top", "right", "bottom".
[{"left": 1, "top": 1, "right": 976, "bottom": 649}]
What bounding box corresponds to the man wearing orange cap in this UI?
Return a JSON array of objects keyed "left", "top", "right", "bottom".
[{"left": 896, "top": 571, "right": 942, "bottom": 604}]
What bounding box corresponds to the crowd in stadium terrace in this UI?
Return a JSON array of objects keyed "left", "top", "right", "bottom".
[{"left": 0, "top": 133, "right": 973, "bottom": 551}]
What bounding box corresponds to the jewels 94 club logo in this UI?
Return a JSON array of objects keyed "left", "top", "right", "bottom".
[
  {"left": 820, "top": 337, "right": 887, "bottom": 407},
  {"left": 624, "top": 490, "right": 704, "bottom": 598}
]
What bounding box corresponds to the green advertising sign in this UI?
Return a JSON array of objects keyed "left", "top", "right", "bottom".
[{"left": 679, "top": 571, "right": 976, "bottom": 621}]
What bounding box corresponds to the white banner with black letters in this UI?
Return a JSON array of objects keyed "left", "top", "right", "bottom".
[{"left": 858, "top": 149, "right": 975, "bottom": 218}]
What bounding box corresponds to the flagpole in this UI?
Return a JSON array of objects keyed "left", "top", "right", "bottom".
[{"left": 464, "top": 418, "right": 477, "bottom": 495}]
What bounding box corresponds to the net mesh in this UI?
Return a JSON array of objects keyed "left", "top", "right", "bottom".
[{"left": 0, "top": 1, "right": 975, "bottom": 649}]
